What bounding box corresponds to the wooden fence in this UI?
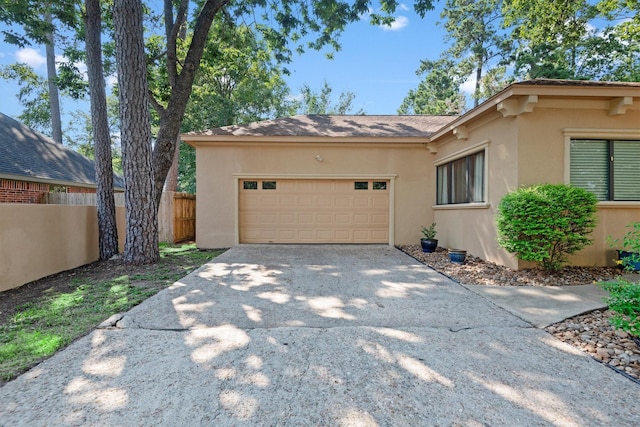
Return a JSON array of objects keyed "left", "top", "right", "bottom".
[
  {"left": 45, "top": 192, "right": 125, "bottom": 206},
  {"left": 158, "top": 192, "right": 196, "bottom": 243},
  {"left": 46, "top": 191, "right": 195, "bottom": 243}
]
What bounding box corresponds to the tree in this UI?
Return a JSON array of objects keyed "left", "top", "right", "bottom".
[
  {"left": 177, "top": 17, "right": 297, "bottom": 193},
  {"left": 297, "top": 80, "right": 364, "bottom": 115},
  {"left": 398, "top": 58, "right": 466, "bottom": 114},
  {"left": 440, "top": 0, "right": 507, "bottom": 106},
  {"left": 85, "top": 0, "right": 119, "bottom": 260},
  {"left": 44, "top": 12, "right": 63, "bottom": 144},
  {"left": 503, "top": 0, "right": 602, "bottom": 79},
  {"left": 0, "top": 63, "right": 52, "bottom": 131},
  {"left": 113, "top": 0, "right": 159, "bottom": 264},
  {"left": 113, "top": 0, "right": 439, "bottom": 263}
]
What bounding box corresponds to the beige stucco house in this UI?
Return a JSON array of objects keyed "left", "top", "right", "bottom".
[{"left": 183, "top": 79, "right": 640, "bottom": 270}]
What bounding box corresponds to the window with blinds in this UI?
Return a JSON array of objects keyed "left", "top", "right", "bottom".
[
  {"left": 437, "top": 150, "right": 485, "bottom": 205},
  {"left": 570, "top": 139, "right": 640, "bottom": 201}
]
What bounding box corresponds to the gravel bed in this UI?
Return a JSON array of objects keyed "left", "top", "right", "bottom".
[{"left": 397, "top": 245, "right": 640, "bottom": 383}]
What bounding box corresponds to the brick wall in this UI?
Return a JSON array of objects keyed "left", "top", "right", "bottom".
[
  {"left": 0, "top": 179, "right": 49, "bottom": 203},
  {"left": 68, "top": 186, "right": 96, "bottom": 194},
  {"left": 0, "top": 179, "right": 96, "bottom": 203}
]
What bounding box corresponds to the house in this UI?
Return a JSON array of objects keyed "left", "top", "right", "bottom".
[
  {"left": 0, "top": 112, "right": 124, "bottom": 203},
  {"left": 182, "top": 80, "right": 640, "bottom": 269}
]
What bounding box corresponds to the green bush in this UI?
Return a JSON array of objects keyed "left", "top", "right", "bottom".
[
  {"left": 602, "top": 277, "right": 640, "bottom": 337},
  {"left": 609, "top": 221, "right": 640, "bottom": 271},
  {"left": 496, "top": 184, "right": 598, "bottom": 270}
]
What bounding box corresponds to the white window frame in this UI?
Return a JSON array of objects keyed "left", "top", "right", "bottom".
[{"left": 433, "top": 141, "right": 490, "bottom": 209}]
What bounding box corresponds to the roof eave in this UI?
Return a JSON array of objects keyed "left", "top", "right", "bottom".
[
  {"left": 181, "top": 134, "right": 431, "bottom": 147},
  {"left": 429, "top": 83, "right": 640, "bottom": 142}
]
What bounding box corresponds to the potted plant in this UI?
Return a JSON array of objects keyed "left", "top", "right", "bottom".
[
  {"left": 609, "top": 221, "right": 640, "bottom": 272},
  {"left": 420, "top": 223, "right": 438, "bottom": 253},
  {"left": 448, "top": 249, "right": 467, "bottom": 264}
]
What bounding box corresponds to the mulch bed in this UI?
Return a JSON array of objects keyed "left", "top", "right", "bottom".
[{"left": 397, "top": 245, "right": 640, "bottom": 383}]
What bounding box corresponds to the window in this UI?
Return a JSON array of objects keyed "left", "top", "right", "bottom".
[
  {"left": 373, "top": 181, "right": 387, "bottom": 190},
  {"left": 262, "top": 181, "right": 277, "bottom": 190},
  {"left": 437, "top": 151, "right": 485, "bottom": 205},
  {"left": 570, "top": 139, "right": 640, "bottom": 201},
  {"left": 243, "top": 181, "right": 258, "bottom": 190},
  {"left": 354, "top": 181, "right": 369, "bottom": 190}
]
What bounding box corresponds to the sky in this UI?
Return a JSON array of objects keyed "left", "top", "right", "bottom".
[{"left": 0, "top": 2, "right": 457, "bottom": 128}]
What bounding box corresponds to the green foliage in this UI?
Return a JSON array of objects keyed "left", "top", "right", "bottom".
[
  {"left": 0, "top": 63, "right": 51, "bottom": 132},
  {"left": 398, "top": 58, "right": 467, "bottom": 115},
  {"left": 421, "top": 223, "right": 437, "bottom": 240},
  {"left": 496, "top": 184, "right": 598, "bottom": 270},
  {"left": 296, "top": 80, "right": 364, "bottom": 115},
  {"left": 609, "top": 222, "right": 640, "bottom": 271},
  {"left": 602, "top": 277, "right": 640, "bottom": 337},
  {"left": 440, "top": 0, "right": 508, "bottom": 106}
]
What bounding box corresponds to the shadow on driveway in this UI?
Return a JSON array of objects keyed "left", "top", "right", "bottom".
[{"left": 1, "top": 245, "right": 638, "bottom": 425}]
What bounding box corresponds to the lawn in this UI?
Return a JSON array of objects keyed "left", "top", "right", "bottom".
[{"left": 0, "top": 243, "right": 225, "bottom": 384}]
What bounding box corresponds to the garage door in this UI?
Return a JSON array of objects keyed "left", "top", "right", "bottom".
[{"left": 239, "top": 179, "right": 389, "bottom": 243}]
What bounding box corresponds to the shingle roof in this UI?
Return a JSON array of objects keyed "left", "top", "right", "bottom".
[
  {"left": 515, "top": 79, "right": 640, "bottom": 88},
  {"left": 187, "top": 114, "right": 459, "bottom": 138},
  {"left": 0, "top": 112, "right": 124, "bottom": 189}
]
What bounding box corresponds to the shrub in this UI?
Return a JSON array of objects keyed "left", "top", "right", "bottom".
[
  {"left": 496, "top": 184, "right": 598, "bottom": 270},
  {"left": 609, "top": 221, "right": 640, "bottom": 271},
  {"left": 602, "top": 277, "right": 640, "bottom": 337}
]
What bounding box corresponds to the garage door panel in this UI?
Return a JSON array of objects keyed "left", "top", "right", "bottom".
[
  {"left": 334, "top": 196, "right": 352, "bottom": 208},
  {"left": 353, "top": 197, "right": 370, "bottom": 208},
  {"left": 317, "top": 213, "right": 333, "bottom": 224},
  {"left": 335, "top": 213, "right": 351, "bottom": 224},
  {"left": 239, "top": 179, "right": 389, "bottom": 244},
  {"left": 317, "top": 196, "right": 333, "bottom": 208},
  {"left": 371, "top": 213, "right": 389, "bottom": 224},
  {"left": 279, "top": 213, "right": 296, "bottom": 225},
  {"left": 372, "top": 196, "right": 388, "bottom": 209}
]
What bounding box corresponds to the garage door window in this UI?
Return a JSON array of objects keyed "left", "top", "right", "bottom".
[
  {"left": 355, "top": 182, "right": 369, "bottom": 190},
  {"left": 373, "top": 181, "right": 387, "bottom": 190},
  {"left": 262, "top": 181, "right": 277, "bottom": 190},
  {"left": 243, "top": 181, "right": 258, "bottom": 190}
]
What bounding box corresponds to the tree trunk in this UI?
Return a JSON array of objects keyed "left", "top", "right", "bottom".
[
  {"left": 163, "top": 137, "right": 180, "bottom": 192},
  {"left": 113, "top": 0, "right": 159, "bottom": 264},
  {"left": 85, "top": 0, "right": 119, "bottom": 260},
  {"left": 474, "top": 56, "right": 483, "bottom": 108},
  {"left": 44, "top": 13, "right": 63, "bottom": 144}
]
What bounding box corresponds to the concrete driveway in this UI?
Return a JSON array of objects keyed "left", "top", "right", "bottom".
[{"left": 1, "top": 245, "right": 638, "bottom": 426}]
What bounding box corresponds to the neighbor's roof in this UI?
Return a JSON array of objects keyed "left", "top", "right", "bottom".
[
  {"left": 0, "top": 112, "right": 124, "bottom": 189},
  {"left": 185, "top": 114, "right": 459, "bottom": 138}
]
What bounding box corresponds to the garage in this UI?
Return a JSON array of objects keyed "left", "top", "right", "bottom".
[
  {"left": 239, "top": 178, "right": 390, "bottom": 243},
  {"left": 183, "top": 115, "right": 455, "bottom": 248}
]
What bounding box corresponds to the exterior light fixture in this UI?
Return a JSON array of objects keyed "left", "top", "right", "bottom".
[{"left": 315, "top": 155, "right": 323, "bottom": 162}]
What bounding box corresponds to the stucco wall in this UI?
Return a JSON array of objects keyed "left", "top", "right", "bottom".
[
  {"left": 432, "top": 111, "right": 521, "bottom": 269},
  {"left": 194, "top": 142, "right": 433, "bottom": 248},
  {"left": 433, "top": 99, "right": 640, "bottom": 270},
  {"left": 0, "top": 204, "right": 126, "bottom": 292}
]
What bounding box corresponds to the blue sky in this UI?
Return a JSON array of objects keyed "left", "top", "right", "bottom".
[
  {"left": 0, "top": 3, "right": 452, "bottom": 126},
  {"left": 282, "top": 4, "right": 451, "bottom": 114}
]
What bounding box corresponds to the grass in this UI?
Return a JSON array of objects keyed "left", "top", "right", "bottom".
[{"left": 0, "top": 243, "right": 224, "bottom": 382}]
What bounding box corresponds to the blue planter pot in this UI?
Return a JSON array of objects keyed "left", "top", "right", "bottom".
[
  {"left": 449, "top": 249, "right": 467, "bottom": 264},
  {"left": 618, "top": 250, "right": 640, "bottom": 271},
  {"left": 420, "top": 239, "right": 438, "bottom": 253}
]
